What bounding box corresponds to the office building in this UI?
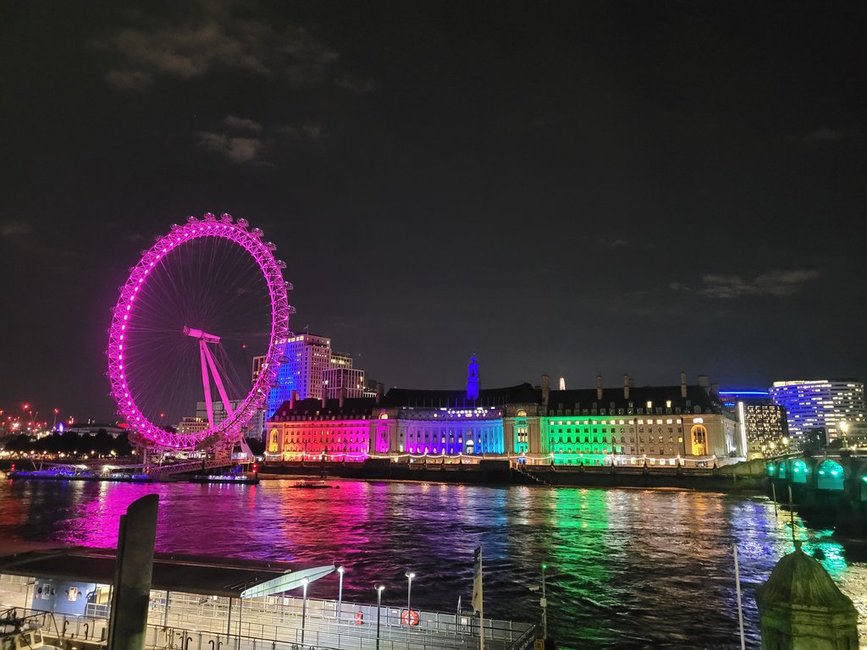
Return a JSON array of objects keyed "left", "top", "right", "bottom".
[
  {"left": 719, "top": 390, "right": 789, "bottom": 458},
  {"left": 323, "top": 367, "right": 367, "bottom": 399},
  {"left": 769, "top": 380, "right": 866, "bottom": 442},
  {"left": 266, "top": 334, "right": 332, "bottom": 416}
]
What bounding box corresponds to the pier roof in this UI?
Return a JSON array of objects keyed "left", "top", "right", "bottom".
[{"left": 0, "top": 545, "right": 293, "bottom": 597}]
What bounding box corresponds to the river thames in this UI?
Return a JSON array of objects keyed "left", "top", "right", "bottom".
[{"left": 1, "top": 478, "right": 866, "bottom": 648}]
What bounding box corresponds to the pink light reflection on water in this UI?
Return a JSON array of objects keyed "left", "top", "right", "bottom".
[{"left": 7, "top": 478, "right": 867, "bottom": 647}]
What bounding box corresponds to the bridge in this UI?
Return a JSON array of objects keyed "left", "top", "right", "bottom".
[{"left": 765, "top": 451, "right": 867, "bottom": 533}]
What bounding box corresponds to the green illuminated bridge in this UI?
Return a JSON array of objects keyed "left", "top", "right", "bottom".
[{"left": 766, "top": 451, "right": 867, "bottom": 534}]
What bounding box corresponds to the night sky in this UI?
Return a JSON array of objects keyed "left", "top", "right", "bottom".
[{"left": 2, "top": 1, "right": 866, "bottom": 422}]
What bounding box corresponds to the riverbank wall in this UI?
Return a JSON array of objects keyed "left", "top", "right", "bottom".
[{"left": 260, "top": 458, "right": 767, "bottom": 493}]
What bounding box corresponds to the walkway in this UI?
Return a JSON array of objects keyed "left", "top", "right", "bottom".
[{"left": 0, "top": 574, "right": 535, "bottom": 650}]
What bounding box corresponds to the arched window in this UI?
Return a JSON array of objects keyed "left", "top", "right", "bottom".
[{"left": 690, "top": 425, "right": 708, "bottom": 456}]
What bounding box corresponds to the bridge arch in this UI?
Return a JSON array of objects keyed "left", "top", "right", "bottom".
[
  {"left": 790, "top": 459, "right": 810, "bottom": 484},
  {"left": 816, "top": 459, "right": 845, "bottom": 491},
  {"left": 775, "top": 460, "right": 788, "bottom": 480}
]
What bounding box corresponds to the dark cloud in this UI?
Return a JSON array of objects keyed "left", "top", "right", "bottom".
[
  {"left": 277, "top": 124, "right": 327, "bottom": 141},
  {"left": 102, "top": 1, "right": 338, "bottom": 91},
  {"left": 223, "top": 116, "right": 263, "bottom": 133},
  {"left": 104, "top": 69, "right": 153, "bottom": 91},
  {"left": 196, "top": 131, "right": 267, "bottom": 164},
  {"left": 0, "top": 220, "right": 30, "bottom": 238},
  {"left": 196, "top": 116, "right": 326, "bottom": 163},
  {"left": 335, "top": 77, "right": 376, "bottom": 93},
  {"left": 802, "top": 127, "right": 860, "bottom": 143},
  {"left": 689, "top": 270, "right": 823, "bottom": 299}
]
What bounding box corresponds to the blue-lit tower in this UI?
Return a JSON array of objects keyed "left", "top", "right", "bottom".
[
  {"left": 466, "top": 353, "right": 480, "bottom": 401},
  {"left": 266, "top": 334, "right": 332, "bottom": 417}
]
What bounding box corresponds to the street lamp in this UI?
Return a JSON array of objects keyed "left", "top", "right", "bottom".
[
  {"left": 541, "top": 563, "right": 548, "bottom": 641},
  {"left": 840, "top": 421, "right": 850, "bottom": 447},
  {"left": 300, "top": 577, "right": 309, "bottom": 646},
  {"left": 405, "top": 571, "right": 415, "bottom": 620},
  {"left": 375, "top": 584, "right": 385, "bottom": 650},
  {"left": 336, "top": 565, "right": 345, "bottom": 620}
]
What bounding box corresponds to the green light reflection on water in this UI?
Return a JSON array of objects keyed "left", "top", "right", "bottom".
[
  {"left": 791, "top": 526, "right": 848, "bottom": 580},
  {"left": 545, "top": 488, "right": 614, "bottom": 644}
]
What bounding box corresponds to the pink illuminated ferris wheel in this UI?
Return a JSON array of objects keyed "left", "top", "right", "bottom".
[{"left": 107, "top": 213, "right": 293, "bottom": 450}]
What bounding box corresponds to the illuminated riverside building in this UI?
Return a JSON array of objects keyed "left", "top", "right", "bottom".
[
  {"left": 719, "top": 390, "right": 789, "bottom": 458},
  {"left": 373, "top": 384, "right": 538, "bottom": 456},
  {"left": 539, "top": 374, "right": 741, "bottom": 466},
  {"left": 769, "top": 380, "right": 866, "bottom": 442},
  {"left": 266, "top": 394, "right": 379, "bottom": 460},
  {"left": 264, "top": 359, "right": 744, "bottom": 465}
]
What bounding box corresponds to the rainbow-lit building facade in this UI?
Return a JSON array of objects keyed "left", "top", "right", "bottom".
[
  {"left": 265, "top": 361, "right": 744, "bottom": 464},
  {"left": 266, "top": 395, "right": 380, "bottom": 461},
  {"left": 537, "top": 373, "right": 741, "bottom": 465}
]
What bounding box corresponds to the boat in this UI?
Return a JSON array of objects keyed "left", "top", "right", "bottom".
[
  {"left": 290, "top": 480, "right": 337, "bottom": 489},
  {"left": 190, "top": 474, "right": 260, "bottom": 485},
  {"left": 7, "top": 468, "right": 150, "bottom": 482}
]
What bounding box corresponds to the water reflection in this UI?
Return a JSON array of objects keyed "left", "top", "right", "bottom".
[{"left": 2, "top": 479, "right": 866, "bottom": 647}]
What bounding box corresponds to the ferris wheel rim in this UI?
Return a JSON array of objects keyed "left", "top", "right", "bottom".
[{"left": 106, "top": 213, "right": 291, "bottom": 450}]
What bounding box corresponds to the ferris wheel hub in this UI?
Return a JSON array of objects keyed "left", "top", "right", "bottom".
[{"left": 182, "top": 326, "right": 221, "bottom": 344}]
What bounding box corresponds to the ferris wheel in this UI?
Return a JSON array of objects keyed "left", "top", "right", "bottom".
[{"left": 107, "top": 213, "right": 293, "bottom": 450}]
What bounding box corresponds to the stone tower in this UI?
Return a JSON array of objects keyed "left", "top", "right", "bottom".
[
  {"left": 755, "top": 543, "right": 858, "bottom": 649},
  {"left": 466, "top": 353, "right": 480, "bottom": 401}
]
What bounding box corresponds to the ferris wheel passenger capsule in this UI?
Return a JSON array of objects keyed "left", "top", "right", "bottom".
[
  {"left": 220, "top": 213, "right": 233, "bottom": 223},
  {"left": 203, "top": 212, "right": 216, "bottom": 221},
  {"left": 236, "top": 218, "right": 249, "bottom": 229},
  {"left": 187, "top": 215, "right": 198, "bottom": 223},
  {"left": 251, "top": 228, "right": 264, "bottom": 238}
]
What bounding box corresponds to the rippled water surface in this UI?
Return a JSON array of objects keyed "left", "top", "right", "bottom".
[{"left": 2, "top": 479, "right": 866, "bottom": 648}]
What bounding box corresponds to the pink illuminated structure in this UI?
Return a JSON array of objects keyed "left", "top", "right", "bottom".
[{"left": 107, "top": 213, "right": 293, "bottom": 450}]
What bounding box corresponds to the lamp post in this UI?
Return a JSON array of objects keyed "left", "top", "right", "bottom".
[
  {"left": 540, "top": 563, "right": 548, "bottom": 641},
  {"left": 405, "top": 571, "right": 415, "bottom": 620},
  {"left": 301, "top": 577, "right": 309, "bottom": 646},
  {"left": 336, "top": 565, "right": 344, "bottom": 620},
  {"left": 840, "top": 421, "right": 850, "bottom": 447},
  {"left": 375, "top": 584, "right": 385, "bottom": 650}
]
